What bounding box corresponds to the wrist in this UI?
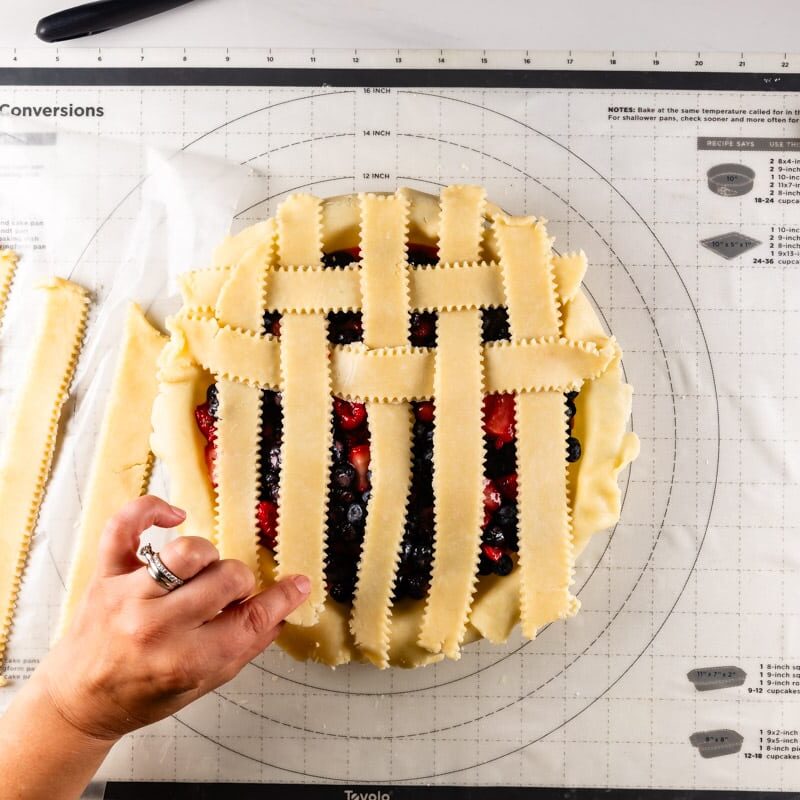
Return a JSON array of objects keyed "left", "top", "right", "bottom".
[{"left": 27, "top": 671, "right": 121, "bottom": 752}]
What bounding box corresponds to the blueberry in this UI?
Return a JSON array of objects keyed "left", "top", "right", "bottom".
[
  {"left": 261, "top": 470, "right": 280, "bottom": 488},
  {"left": 496, "top": 503, "right": 518, "bottom": 529},
  {"left": 329, "top": 581, "right": 356, "bottom": 603},
  {"left": 485, "top": 441, "right": 517, "bottom": 478},
  {"left": 406, "top": 248, "right": 438, "bottom": 267},
  {"left": 493, "top": 554, "right": 514, "bottom": 576},
  {"left": 266, "top": 445, "right": 281, "bottom": 472},
  {"left": 411, "top": 543, "right": 433, "bottom": 570},
  {"left": 565, "top": 399, "right": 577, "bottom": 418},
  {"left": 262, "top": 481, "right": 279, "bottom": 503},
  {"left": 322, "top": 250, "right": 358, "bottom": 269},
  {"left": 329, "top": 522, "right": 360, "bottom": 545},
  {"left": 262, "top": 310, "right": 282, "bottom": 336},
  {"left": 332, "top": 463, "right": 356, "bottom": 489},
  {"left": 327, "top": 311, "right": 363, "bottom": 344},
  {"left": 331, "top": 438, "right": 347, "bottom": 463},
  {"left": 206, "top": 383, "right": 219, "bottom": 417},
  {"left": 481, "top": 306, "right": 511, "bottom": 342},
  {"left": 361, "top": 489, "right": 372, "bottom": 505},
  {"left": 405, "top": 574, "right": 429, "bottom": 599},
  {"left": 393, "top": 575, "right": 409, "bottom": 601},
  {"left": 330, "top": 487, "right": 355, "bottom": 505},
  {"left": 478, "top": 554, "right": 494, "bottom": 575},
  {"left": 482, "top": 524, "right": 507, "bottom": 547},
  {"left": 566, "top": 436, "right": 582, "bottom": 463},
  {"left": 566, "top": 390, "right": 579, "bottom": 402},
  {"left": 346, "top": 502, "right": 365, "bottom": 525},
  {"left": 325, "top": 559, "right": 354, "bottom": 584}
]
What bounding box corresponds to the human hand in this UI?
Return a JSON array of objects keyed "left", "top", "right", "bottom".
[{"left": 37, "top": 494, "right": 309, "bottom": 741}]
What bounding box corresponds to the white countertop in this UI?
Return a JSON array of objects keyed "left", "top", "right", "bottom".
[{"left": 4, "top": 0, "right": 800, "bottom": 55}]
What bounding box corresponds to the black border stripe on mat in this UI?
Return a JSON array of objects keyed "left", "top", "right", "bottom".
[
  {"left": 0, "top": 67, "right": 797, "bottom": 90},
  {"left": 103, "top": 784, "right": 800, "bottom": 799}
]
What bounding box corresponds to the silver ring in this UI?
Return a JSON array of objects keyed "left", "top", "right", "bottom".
[{"left": 138, "top": 543, "right": 186, "bottom": 592}]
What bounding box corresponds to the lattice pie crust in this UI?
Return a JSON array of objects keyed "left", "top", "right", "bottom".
[{"left": 152, "top": 186, "right": 639, "bottom": 668}]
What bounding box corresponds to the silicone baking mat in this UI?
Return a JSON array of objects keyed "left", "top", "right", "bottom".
[{"left": 0, "top": 50, "right": 798, "bottom": 796}]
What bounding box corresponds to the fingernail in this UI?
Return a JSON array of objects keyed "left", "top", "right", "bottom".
[
  {"left": 292, "top": 575, "right": 311, "bottom": 595},
  {"left": 169, "top": 504, "right": 187, "bottom": 519}
]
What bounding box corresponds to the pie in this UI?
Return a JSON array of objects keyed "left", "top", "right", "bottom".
[{"left": 152, "top": 185, "right": 639, "bottom": 668}]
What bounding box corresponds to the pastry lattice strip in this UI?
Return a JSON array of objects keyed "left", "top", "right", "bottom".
[
  {"left": 57, "top": 304, "right": 166, "bottom": 639},
  {"left": 350, "top": 192, "right": 414, "bottom": 667},
  {"left": 0, "top": 250, "right": 19, "bottom": 331},
  {"left": 176, "top": 313, "right": 615, "bottom": 401},
  {"left": 418, "top": 185, "right": 487, "bottom": 658},
  {"left": 182, "top": 251, "right": 588, "bottom": 316},
  {"left": 0, "top": 279, "right": 89, "bottom": 682},
  {"left": 273, "top": 195, "right": 332, "bottom": 627},
  {"left": 494, "top": 214, "right": 578, "bottom": 635}
]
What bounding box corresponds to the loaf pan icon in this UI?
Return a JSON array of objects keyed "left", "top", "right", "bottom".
[{"left": 707, "top": 163, "right": 755, "bottom": 196}]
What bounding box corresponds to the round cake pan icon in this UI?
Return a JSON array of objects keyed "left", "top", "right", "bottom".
[{"left": 707, "top": 163, "right": 755, "bottom": 196}]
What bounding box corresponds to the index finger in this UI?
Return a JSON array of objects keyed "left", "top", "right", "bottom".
[
  {"left": 195, "top": 576, "right": 311, "bottom": 680},
  {"left": 97, "top": 495, "right": 187, "bottom": 577}
]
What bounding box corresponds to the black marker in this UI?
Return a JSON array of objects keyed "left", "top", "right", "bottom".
[{"left": 36, "top": 0, "right": 196, "bottom": 43}]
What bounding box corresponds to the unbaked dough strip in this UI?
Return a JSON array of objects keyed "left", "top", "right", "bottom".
[
  {"left": 178, "top": 314, "right": 611, "bottom": 402},
  {"left": 57, "top": 304, "right": 166, "bottom": 638},
  {"left": 515, "top": 393, "right": 575, "bottom": 636},
  {"left": 411, "top": 260, "right": 503, "bottom": 312},
  {"left": 417, "top": 309, "right": 485, "bottom": 657},
  {"left": 482, "top": 337, "right": 615, "bottom": 395},
  {"left": 553, "top": 251, "right": 587, "bottom": 303},
  {"left": 0, "top": 250, "right": 19, "bottom": 328},
  {"left": 350, "top": 403, "right": 413, "bottom": 666},
  {"left": 275, "top": 195, "right": 330, "bottom": 627},
  {"left": 276, "top": 312, "right": 331, "bottom": 626},
  {"left": 214, "top": 380, "right": 262, "bottom": 576},
  {"left": 213, "top": 242, "right": 271, "bottom": 580},
  {"left": 151, "top": 356, "right": 216, "bottom": 541},
  {"left": 495, "top": 216, "right": 577, "bottom": 637},
  {"left": 178, "top": 267, "right": 230, "bottom": 311},
  {"left": 178, "top": 314, "right": 281, "bottom": 389},
  {"left": 493, "top": 215, "right": 560, "bottom": 336},
  {"left": 419, "top": 185, "right": 486, "bottom": 658},
  {"left": 357, "top": 192, "right": 410, "bottom": 347},
  {"left": 0, "top": 278, "right": 88, "bottom": 683},
  {"left": 350, "top": 192, "right": 413, "bottom": 667},
  {"left": 267, "top": 265, "right": 361, "bottom": 314},
  {"left": 182, "top": 256, "right": 581, "bottom": 319}
]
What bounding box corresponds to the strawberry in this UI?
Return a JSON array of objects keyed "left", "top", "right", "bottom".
[
  {"left": 414, "top": 401, "right": 435, "bottom": 424},
  {"left": 257, "top": 500, "right": 279, "bottom": 546},
  {"left": 204, "top": 442, "right": 217, "bottom": 487},
  {"left": 481, "top": 544, "right": 504, "bottom": 563},
  {"left": 334, "top": 398, "right": 367, "bottom": 431},
  {"left": 348, "top": 443, "right": 371, "bottom": 492},
  {"left": 483, "top": 393, "right": 516, "bottom": 448},
  {"left": 195, "top": 402, "right": 217, "bottom": 442},
  {"left": 497, "top": 472, "right": 518, "bottom": 501},
  {"left": 483, "top": 478, "right": 502, "bottom": 512}
]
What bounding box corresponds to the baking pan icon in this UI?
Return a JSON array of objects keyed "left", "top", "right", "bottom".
[
  {"left": 707, "top": 163, "right": 755, "bottom": 196},
  {"left": 690, "top": 729, "right": 744, "bottom": 758},
  {"left": 687, "top": 665, "right": 747, "bottom": 691}
]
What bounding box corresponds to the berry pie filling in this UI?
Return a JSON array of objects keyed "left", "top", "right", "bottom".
[{"left": 193, "top": 246, "right": 582, "bottom": 606}]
